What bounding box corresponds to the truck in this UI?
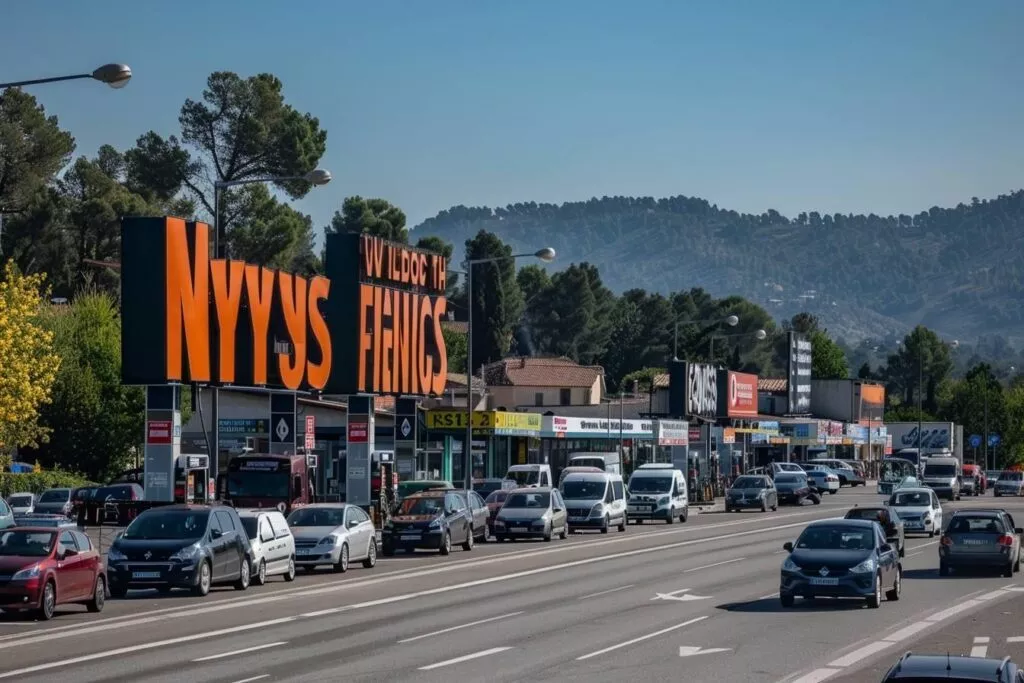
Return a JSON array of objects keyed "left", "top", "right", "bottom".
[
  {"left": 886, "top": 422, "right": 962, "bottom": 471},
  {"left": 216, "top": 452, "right": 317, "bottom": 514}
]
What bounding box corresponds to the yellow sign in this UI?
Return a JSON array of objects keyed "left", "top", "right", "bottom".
[{"left": 425, "top": 410, "right": 541, "bottom": 433}]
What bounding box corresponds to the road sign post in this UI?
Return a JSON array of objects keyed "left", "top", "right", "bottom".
[{"left": 305, "top": 415, "right": 316, "bottom": 451}]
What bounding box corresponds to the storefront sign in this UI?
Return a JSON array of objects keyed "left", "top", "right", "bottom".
[
  {"left": 147, "top": 420, "right": 172, "bottom": 445},
  {"left": 688, "top": 425, "right": 703, "bottom": 442},
  {"left": 348, "top": 421, "right": 369, "bottom": 443},
  {"left": 787, "top": 332, "right": 812, "bottom": 413},
  {"left": 218, "top": 419, "right": 268, "bottom": 435},
  {"left": 654, "top": 419, "right": 689, "bottom": 446},
  {"left": 721, "top": 371, "right": 758, "bottom": 418},
  {"left": 721, "top": 427, "right": 736, "bottom": 444},
  {"left": 686, "top": 363, "right": 718, "bottom": 418},
  {"left": 845, "top": 424, "right": 868, "bottom": 443},
  {"left": 858, "top": 383, "right": 886, "bottom": 423},
  {"left": 543, "top": 415, "right": 652, "bottom": 438},
  {"left": 427, "top": 410, "right": 542, "bottom": 434},
  {"left": 780, "top": 422, "right": 814, "bottom": 439}
]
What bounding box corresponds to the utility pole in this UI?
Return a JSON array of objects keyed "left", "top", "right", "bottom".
[
  {"left": 916, "top": 351, "right": 923, "bottom": 455},
  {"left": 983, "top": 386, "right": 989, "bottom": 471}
]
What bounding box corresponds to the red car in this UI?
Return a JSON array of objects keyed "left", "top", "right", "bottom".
[
  {"left": 0, "top": 527, "right": 106, "bottom": 620},
  {"left": 962, "top": 464, "right": 986, "bottom": 495}
]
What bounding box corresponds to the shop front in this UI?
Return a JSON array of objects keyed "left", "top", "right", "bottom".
[
  {"left": 539, "top": 415, "right": 654, "bottom": 476},
  {"left": 425, "top": 410, "right": 543, "bottom": 481}
]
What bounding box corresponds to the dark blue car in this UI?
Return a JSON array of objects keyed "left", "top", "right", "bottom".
[{"left": 780, "top": 518, "right": 902, "bottom": 608}]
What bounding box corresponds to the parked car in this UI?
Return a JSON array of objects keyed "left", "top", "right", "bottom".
[
  {"left": 939, "top": 509, "right": 1023, "bottom": 577},
  {"left": 34, "top": 488, "right": 73, "bottom": 517},
  {"left": 962, "top": 464, "right": 985, "bottom": 495},
  {"left": 483, "top": 489, "right": 511, "bottom": 537},
  {"left": 451, "top": 488, "right": 490, "bottom": 543},
  {"left": 561, "top": 471, "right": 627, "bottom": 533},
  {"left": 881, "top": 652, "right": 1022, "bottom": 682},
  {"left": 106, "top": 504, "right": 254, "bottom": 597},
  {"left": 492, "top": 487, "right": 568, "bottom": 542},
  {"left": 0, "top": 527, "right": 106, "bottom": 620},
  {"left": 382, "top": 491, "right": 474, "bottom": 555},
  {"left": 808, "top": 458, "right": 866, "bottom": 487},
  {"left": 626, "top": 465, "right": 689, "bottom": 523},
  {"left": 780, "top": 518, "right": 902, "bottom": 608},
  {"left": 0, "top": 499, "right": 14, "bottom": 530},
  {"left": 14, "top": 514, "right": 78, "bottom": 530},
  {"left": 395, "top": 480, "right": 453, "bottom": 506},
  {"left": 471, "top": 478, "right": 511, "bottom": 499},
  {"left": 889, "top": 487, "right": 943, "bottom": 538},
  {"left": 6, "top": 493, "right": 35, "bottom": 517},
  {"left": 725, "top": 475, "right": 778, "bottom": 513},
  {"left": 994, "top": 470, "right": 1024, "bottom": 497},
  {"left": 236, "top": 509, "right": 297, "bottom": 584},
  {"left": 800, "top": 465, "right": 841, "bottom": 494},
  {"left": 287, "top": 504, "right": 377, "bottom": 571},
  {"left": 773, "top": 473, "right": 813, "bottom": 506},
  {"left": 845, "top": 504, "right": 906, "bottom": 557}
]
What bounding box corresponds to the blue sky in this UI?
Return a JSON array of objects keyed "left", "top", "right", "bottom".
[{"left": 3, "top": 1, "right": 1022, "bottom": 234}]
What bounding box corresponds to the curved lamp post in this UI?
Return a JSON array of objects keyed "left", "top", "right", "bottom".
[
  {"left": 1, "top": 63, "right": 132, "bottom": 89},
  {"left": 464, "top": 247, "right": 556, "bottom": 489},
  {"left": 709, "top": 329, "right": 768, "bottom": 364}
]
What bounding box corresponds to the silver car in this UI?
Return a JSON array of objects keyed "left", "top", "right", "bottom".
[
  {"left": 994, "top": 471, "right": 1024, "bottom": 497},
  {"left": 287, "top": 504, "right": 378, "bottom": 573},
  {"left": 6, "top": 493, "right": 35, "bottom": 517}
]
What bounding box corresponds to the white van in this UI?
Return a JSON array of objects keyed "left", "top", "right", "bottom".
[
  {"left": 236, "top": 509, "right": 297, "bottom": 584},
  {"left": 627, "top": 465, "right": 689, "bottom": 524},
  {"left": 567, "top": 452, "right": 622, "bottom": 475},
  {"left": 504, "top": 464, "right": 553, "bottom": 489},
  {"left": 560, "top": 472, "right": 627, "bottom": 533}
]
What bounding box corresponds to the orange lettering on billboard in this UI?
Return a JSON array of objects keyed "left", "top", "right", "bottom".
[
  {"left": 165, "top": 218, "right": 211, "bottom": 382},
  {"left": 277, "top": 273, "right": 308, "bottom": 390},
  {"left": 210, "top": 259, "right": 245, "bottom": 383},
  {"left": 306, "top": 276, "right": 332, "bottom": 390},
  {"left": 244, "top": 265, "right": 275, "bottom": 385}
]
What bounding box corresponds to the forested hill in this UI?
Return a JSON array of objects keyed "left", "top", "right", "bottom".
[{"left": 413, "top": 191, "right": 1024, "bottom": 344}]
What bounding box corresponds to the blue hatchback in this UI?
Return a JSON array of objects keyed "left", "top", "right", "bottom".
[{"left": 780, "top": 518, "right": 902, "bottom": 608}]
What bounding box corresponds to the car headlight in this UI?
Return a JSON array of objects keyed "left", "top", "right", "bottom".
[
  {"left": 12, "top": 564, "right": 41, "bottom": 580},
  {"left": 657, "top": 496, "right": 670, "bottom": 506},
  {"left": 106, "top": 547, "right": 127, "bottom": 562},
  {"left": 590, "top": 503, "right": 603, "bottom": 516},
  {"left": 850, "top": 558, "right": 876, "bottom": 573},
  {"left": 429, "top": 518, "right": 442, "bottom": 528},
  {"left": 318, "top": 535, "right": 338, "bottom": 547},
  {"left": 170, "top": 543, "right": 202, "bottom": 561},
  {"left": 781, "top": 557, "right": 799, "bottom": 572}
]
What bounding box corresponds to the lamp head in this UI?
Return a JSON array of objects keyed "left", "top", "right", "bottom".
[
  {"left": 304, "top": 168, "right": 332, "bottom": 186},
  {"left": 534, "top": 247, "right": 556, "bottom": 262},
  {"left": 92, "top": 63, "right": 132, "bottom": 89},
  {"left": 724, "top": 315, "right": 739, "bottom": 327}
]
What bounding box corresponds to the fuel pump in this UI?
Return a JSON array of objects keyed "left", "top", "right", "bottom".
[{"left": 174, "top": 454, "right": 210, "bottom": 503}]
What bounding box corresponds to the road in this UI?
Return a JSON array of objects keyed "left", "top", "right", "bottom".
[{"left": 1, "top": 487, "right": 1021, "bottom": 683}]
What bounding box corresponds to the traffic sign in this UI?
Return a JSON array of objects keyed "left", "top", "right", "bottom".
[
  {"left": 305, "top": 415, "right": 316, "bottom": 450},
  {"left": 969, "top": 434, "right": 982, "bottom": 448},
  {"left": 989, "top": 434, "right": 1001, "bottom": 447}
]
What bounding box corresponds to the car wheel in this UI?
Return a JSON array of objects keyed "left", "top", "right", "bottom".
[
  {"left": 680, "top": 507, "right": 688, "bottom": 523},
  {"left": 601, "top": 516, "right": 610, "bottom": 534},
  {"left": 439, "top": 532, "right": 452, "bottom": 556},
  {"left": 363, "top": 539, "right": 377, "bottom": 568},
  {"left": 234, "top": 557, "right": 251, "bottom": 590},
  {"left": 254, "top": 560, "right": 268, "bottom": 586},
  {"left": 760, "top": 500, "right": 768, "bottom": 513},
  {"left": 1005, "top": 561, "right": 1015, "bottom": 578},
  {"left": 867, "top": 574, "right": 882, "bottom": 608},
  {"left": 1014, "top": 550, "right": 1020, "bottom": 573},
  {"left": 544, "top": 525, "right": 553, "bottom": 542},
  {"left": 828, "top": 489, "right": 837, "bottom": 495},
  {"left": 667, "top": 510, "right": 675, "bottom": 524},
  {"left": 780, "top": 593, "right": 795, "bottom": 608},
  {"left": 618, "top": 514, "right": 627, "bottom": 532},
  {"left": 335, "top": 543, "right": 350, "bottom": 572},
  {"left": 771, "top": 502, "right": 778, "bottom": 511},
  {"left": 192, "top": 560, "right": 212, "bottom": 597},
  {"left": 886, "top": 566, "right": 902, "bottom": 601},
  {"left": 560, "top": 524, "right": 568, "bottom": 540},
  {"left": 462, "top": 529, "right": 474, "bottom": 551},
  {"left": 928, "top": 529, "right": 935, "bottom": 538},
  {"left": 87, "top": 576, "right": 105, "bottom": 613},
  {"left": 38, "top": 581, "right": 56, "bottom": 621},
  {"left": 899, "top": 543, "right": 905, "bottom": 558},
  {"left": 284, "top": 556, "right": 296, "bottom": 582}
]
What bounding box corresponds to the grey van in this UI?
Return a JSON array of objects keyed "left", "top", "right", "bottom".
[{"left": 560, "top": 472, "right": 627, "bottom": 533}]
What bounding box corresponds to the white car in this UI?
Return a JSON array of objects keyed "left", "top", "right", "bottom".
[
  {"left": 6, "top": 492, "right": 35, "bottom": 516},
  {"left": 802, "top": 466, "right": 840, "bottom": 494},
  {"left": 287, "top": 503, "right": 378, "bottom": 572},
  {"left": 236, "top": 509, "right": 297, "bottom": 584},
  {"left": 889, "top": 487, "right": 943, "bottom": 537}
]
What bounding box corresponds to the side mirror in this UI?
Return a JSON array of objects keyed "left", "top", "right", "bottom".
[
  {"left": 783, "top": 541, "right": 794, "bottom": 553},
  {"left": 210, "top": 528, "right": 223, "bottom": 540},
  {"left": 347, "top": 520, "right": 360, "bottom": 528},
  {"left": 880, "top": 544, "right": 892, "bottom": 554}
]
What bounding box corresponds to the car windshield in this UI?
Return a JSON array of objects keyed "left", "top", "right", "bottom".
[
  {"left": 629, "top": 476, "right": 672, "bottom": 494},
  {"left": 122, "top": 510, "right": 208, "bottom": 540},
  {"left": 484, "top": 490, "right": 509, "bottom": 505},
  {"left": 732, "top": 477, "right": 767, "bottom": 489},
  {"left": 287, "top": 507, "right": 346, "bottom": 527},
  {"left": 924, "top": 464, "right": 957, "bottom": 477},
  {"left": 399, "top": 497, "right": 446, "bottom": 516},
  {"left": 774, "top": 474, "right": 805, "bottom": 484},
  {"left": 38, "top": 490, "right": 69, "bottom": 503},
  {"left": 506, "top": 470, "right": 541, "bottom": 486},
  {"left": 239, "top": 517, "right": 259, "bottom": 540},
  {"left": 948, "top": 516, "right": 1004, "bottom": 535},
  {"left": 999, "top": 472, "right": 1023, "bottom": 481},
  {"left": 796, "top": 526, "right": 875, "bottom": 551},
  {"left": 8, "top": 495, "right": 32, "bottom": 507},
  {"left": 891, "top": 491, "right": 931, "bottom": 507},
  {"left": 0, "top": 530, "right": 55, "bottom": 557},
  {"left": 504, "top": 492, "right": 551, "bottom": 509},
  {"left": 561, "top": 480, "right": 607, "bottom": 499}
]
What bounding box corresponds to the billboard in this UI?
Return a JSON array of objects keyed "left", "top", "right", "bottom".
[
  {"left": 857, "top": 383, "right": 885, "bottom": 423},
  {"left": 787, "top": 332, "right": 812, "bottom": 414},
  {"left": 887, "top": 422, "right": 953, "bottom": 452},
  {"left": 719, "top": 371, "right": 758, "bottom": 418},
  {"left": 121, "top": 218, "right": 448, "bottom": 397},
  {"left": 686, "top": 362, "right": 718, "bottom": 419}
]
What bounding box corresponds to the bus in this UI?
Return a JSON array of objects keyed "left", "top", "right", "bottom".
[
  {"left": 217, "top": 453, "right": 315, "bottom": 513},
  {"left": 877, "top": 457, "right": 918, "bottom": 495}
]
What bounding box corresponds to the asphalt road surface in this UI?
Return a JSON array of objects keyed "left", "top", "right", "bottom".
[{"left": 1, "top": 487, "right": 1021, "bottom": 683}]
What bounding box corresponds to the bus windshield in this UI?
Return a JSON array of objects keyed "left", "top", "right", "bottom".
[{"left": 227, "top": 471, "right": 289, "bottom": 499}]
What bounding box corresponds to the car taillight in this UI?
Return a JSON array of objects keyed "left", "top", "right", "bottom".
[
  {"left": 940, "top": 535, "right": 953, "bottom": 546},
  {"left": 998, "top": 535, "right": 1015, "bottom": 547}
]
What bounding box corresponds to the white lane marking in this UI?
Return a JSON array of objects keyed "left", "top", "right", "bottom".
[
  {"left": 978, "top": 589, "right": 1007, "bottom": 601},
  {"left": 828, "top": 641, "right": 892, "bottom": 668},
  {"left": 230, "top": 676, "right": 269, "bottom": 683},
  {"left": 759, "top": 592, "right": 780, "bottom": 600},
  {"left": 790, "top": 667, "right": 842, "bottom": 683},
  {"left": 0, "top": 515, "right": 835, "bottom": 654},
  {"left": 883, "top": 621, "right": 932, "bottom": 642},
  {"left": 651, "top": 588, "right": 711, "bottom": 602},
  {"left": 0, "top": 617, "right": 296, "bottom": 680},
  {"left": 578, "top": 585, "right": 634, "bottom": 600},
  {"left": 926, "top": 600, "right": 980, "bottom": 622},
  {"left": 678, "top": 645, "right": 731, "bottom": 657},
  {"left": 0, "top": 506, "right": 838, "bottom": 646},
  {"left": 576, "top": 616, "right": 708, "bottom": 661},
  {"left": 904, "top": 550, "right": 926, "bottom": 558},
  {"left": 192, "top": 641, "right": 287, "bottom": 662},
  {"left": 974, "top": 637, "right": 990, "bottom": 643},
  {"left": 971, "top": 639, "right": 989, "bottom": 658},
  {"left": 684, "top": 557, "right": 745, "bottom": 572},
  {"left": 398, "top": 612, "right": 525, "bottom": 644},
  {"left": 1007, "top": 636, "right": 1024, "bottom": 643},
  {"left": 418, "top": 647, "right": 513, "bottom": 671}
]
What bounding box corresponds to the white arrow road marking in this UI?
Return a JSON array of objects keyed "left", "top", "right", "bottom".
[
  {"left": 971, "top": 636, "right": 990, "bottom": 658},
  {"left": 679, "top": 646, "right": 732, "bottom": 657},
  {"left": 651, "top": 588, "right": 712, "bottom": 602}
]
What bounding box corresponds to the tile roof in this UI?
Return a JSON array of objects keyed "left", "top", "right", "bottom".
[
  {"left": 759, "top": 378, "right": 788, "bottom": 392},
  {"left": 445, "top": 372, "right": 486, "bottom": 391},
  {"left": 532, "top": 397, "right": 653, "bottom": 420},
  {"left": 485, "top": 356, "right": 604, "bottom": 388}
]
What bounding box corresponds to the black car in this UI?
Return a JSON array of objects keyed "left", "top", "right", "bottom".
[
  {"left": 451, "top": 488, "right": 490, "bottom": 543},
  {"left": 940, "top": 509, "right": 1023, "bottom": 577},
  {"left": 882, "top": 652, "right": 1022, "bottom": 682},
  {"left": 381, "top": 491, "right": 474, "bottom": 556},
  {"left": 105, "top": 504, "right": 254, "bottom": 597},
  {"left": 774, "top": 473, "right": 812, "bottom": 505},
  {"left": 845, "top": 505, "right": 906, "bottom": 557},
  {"left": 780, "top": 518, "right": 902, "bottom": 608}
]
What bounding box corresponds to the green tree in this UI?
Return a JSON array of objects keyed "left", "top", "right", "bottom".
[
  {"left": 442, "top": 326, "right": 468, "bottom": 378},
  {"left": 516, "top": 264, "right": 551, "bottom": 304},
  {"left": 328, "top": 196, "right": 408, "bottom": 243},
  {"left": 941, "top": 363, "right": 1007, "bottom": 451},
  {"left": 464, "top": 230, "right": 524, "bottom": 368},
  {"left": 34, "top": 291, "right": 144, "bottom": 479},
  {"left": 1003, "top": 384, "right": 1024, "bottom": 467},
  {"left": 603, "top": 290, "right": 674, "bottom": 388},
  {"left": 0, "top": 88, "right": 76, "bottom": 212},
  {"left": 415, "top": 234, "right": 459, "bottom": 294},
  {"left": 885, "top": 325, "right": 955, "bottom": 414},
  {"left": 810, "top": 329, "right": 850, "bottom": 379},
  {"left": 227, "top": 184, "right": 318, "bottom": 274},
  {"left": 619, "top": 367, "right": 666, "bottom": 394}
]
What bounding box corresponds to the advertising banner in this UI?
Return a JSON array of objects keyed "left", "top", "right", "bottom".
[
  {"left": 686, "top": 362, "right": 719, "bottom": 419},
  {"left": 654, "top": 420, "right": 689, "bottom": 446},
  {"left": 787, "top": 332, "right": 813, "bottom": 414},
  {"left": 719, "top": 371, "right": 758, "bottom": 418},
  {"left": 858, "top": 383, "right": 886, "bottom": 423},
  {"left": 887, "top": 422, "right": 953, "bottom": 451},
  {"left": 543, "top": 415, "right": 652, "bottom": 438}
]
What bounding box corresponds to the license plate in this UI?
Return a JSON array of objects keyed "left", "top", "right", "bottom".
[
  {"left": 569, "top": 517, "right": 586, "bottom": 523},
  {"left": 627, "top": 505, "right": 647, "bottom": 512},
  {"left": 132, "top": 571, "right": 161, "bottom": 579},
  {"left": 511, "top": 526, "right": 528, "bottom": 532},
  {"left": 809, "top": 577, "right": 839, "bottom": 586},
  {"left": 963, "top": 539, "right": 987, "bottom": 545},
  {"left": 400, "top": 534, "right": 419, "bottom": 541}
]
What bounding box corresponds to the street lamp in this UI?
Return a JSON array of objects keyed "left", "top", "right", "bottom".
[
  {"left": 208, "top": 168, "right": 332, "bottom": 481},
  {"left": 464, "top": 247, "right": 556, "bottom": 489},
  {"left": 903, "top": 338, "right": 958, "bottom": 460},
  {"left": 0, "top": 63, "right": 132, "bottom": 89},
  {"left": 709, "top": 329, "right": 768, "bottom": 365},
  {"left": 672, "top": 315, "right": 738, "bottom": 360}
]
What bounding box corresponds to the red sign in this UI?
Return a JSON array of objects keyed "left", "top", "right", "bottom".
[
  {"left": 688, "top": 426, "right": 703, "bottom": 442},
  {"left": 727, "top": 371, "right": 759, "bottom": 418},
  {"left": 349, "top": 420, "right": 369, "bottom": 443},
  {"left": 305, "top": 415, "right": 316, "bottom": 450},
  {"left": 147, "top": 420, "right": 172, "bottom": 444}
]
